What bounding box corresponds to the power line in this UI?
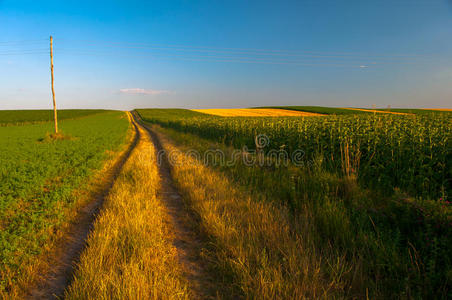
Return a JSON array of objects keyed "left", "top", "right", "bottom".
[
  {"left": 55, "top": 47, "right": 369, "bottom": 62},
  {"left": 0, "top": 39, "right": 47, "bottom": 45},
  {"left": 58, "top": 43, "right": 430, "bottom": 61},
  {"left": 54, "top": 38, "right": 435, "bottom": 59},
  {"left": 0, "top": 37, "right": 444, "bottom": 68},
  {"left": 0, "top": 49, "right": 48, "bottom": 53},
  {"left": 54, "top": 46, "right": 433, "bottom": 67},
  {"left": 55, "top": 49, "right": 380, "bottom": 68},
  {"left": 0, "top": 38, "right": 438, "bottom": 60},
  {"left": 0, "top": 51, "right": 48, "bottom": 56}
]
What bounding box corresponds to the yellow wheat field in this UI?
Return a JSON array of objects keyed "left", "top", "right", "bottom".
[{"left": 192, "top": 108, "right": 322, "bottom": 117}]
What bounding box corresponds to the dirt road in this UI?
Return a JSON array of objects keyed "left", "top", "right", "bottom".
[{"left": 29, "top": 112, "right": 214, "bottom": 299}]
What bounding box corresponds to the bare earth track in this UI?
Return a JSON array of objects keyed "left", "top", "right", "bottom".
[{"left": 28, "top": 114, "right": 140, "bottom": 299}]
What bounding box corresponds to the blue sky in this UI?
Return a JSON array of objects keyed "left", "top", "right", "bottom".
[{"left": 1, "top": 0, "right": 451, "bottom": 110}]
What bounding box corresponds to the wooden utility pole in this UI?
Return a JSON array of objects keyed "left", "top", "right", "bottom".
[{"left": 50, "top": 35, "right": 58, "bottom": 133}]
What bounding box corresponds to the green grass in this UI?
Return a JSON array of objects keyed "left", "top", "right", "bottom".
[
  {"left": 0, "top": 109, "right": 112, "bottom": 126},
  {"left": 0, "top": 111, "right": 129, "bottom": 293},
  {"left": 138, "top": 109, "right": 452, "bottom": 298},
  {"left": 255, "top": 106, "right": 371, "bottom": 115}
]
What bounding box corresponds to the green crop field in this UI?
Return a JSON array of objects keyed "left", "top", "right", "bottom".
[
  {"left": 376, "top": 108, "right": 452, "bottom": 115},
  {"left": 0, "top": 111, "right": 129, "bottom": 293},
  {"left": 256, "top": 105, "right": 372, "bottom": 115},
  {"left": 137, "top": 109, "right": 450, "bottom": 200},
  {"left": 0, "top": 109, "right": 111, "bottom": 126},
  {"left": 137, "top": 108, "right": 451, "bottom": 298}
]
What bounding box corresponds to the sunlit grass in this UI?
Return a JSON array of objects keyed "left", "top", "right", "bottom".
[{"left": 154, "top": 127, "right": 341, "bottom": 299}]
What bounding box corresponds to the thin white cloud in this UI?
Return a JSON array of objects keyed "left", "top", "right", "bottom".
[{"left": 119, "top": 88, "right": 171, "bottom": 95}]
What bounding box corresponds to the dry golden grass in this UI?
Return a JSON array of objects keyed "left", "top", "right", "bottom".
[
  {"left": 341, "top": 108, "right": 410, "bottom": 115},
  {"left": 192, "top": 108, "right": 322, "bottom": 117},
  {"left": 154, "top": 127, "right": 349, "bottom": 299},
  {"left": 65, "top": 124, "right": 190, "bottom": 299}
]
